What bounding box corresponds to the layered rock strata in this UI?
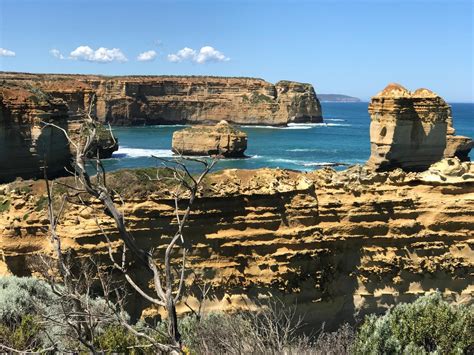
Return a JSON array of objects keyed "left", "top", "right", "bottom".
[
  {"left": 172, "top": 120, "right": 247, "bottom": 157},
  {"left": 0, "top": 84, "right": 118, "bottom": 182},
  {"left": 0, "top": 162, "right": 472, "bottom": 329},
  {"left": 0, "top": 72, "right": 323, "bottom": 126},
  {"left": 367, "top": 84, "right": 450, "bottom": 171},
  {"left": 0, "top": 86, "right": 71, "bottom": 181},
  {"left": 444, "top": 117, "right": 473, "bottom": 161}
]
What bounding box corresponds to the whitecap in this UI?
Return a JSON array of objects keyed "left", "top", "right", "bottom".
[
  {"left": 325, "top": 118, "right": 346, "bottom": 122},
  {"left": 302, "top": 162, "right": 349, "bottom": 167},
  {"left": 113, "top": 147, "right": 174, "bottom": 158}
]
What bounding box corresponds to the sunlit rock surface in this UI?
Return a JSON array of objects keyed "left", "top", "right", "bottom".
[
  {"left": 172, "top": 120, "right": 247, "bottom": 157},
  {"left": 1, "top": 165, "right": 472, "bottom": 329},
  {"left": 0, "top": 72, "right": 323, "bottom": 126},
  {"left": 367, "top": 84, "right": 450, "bottom": 171}
]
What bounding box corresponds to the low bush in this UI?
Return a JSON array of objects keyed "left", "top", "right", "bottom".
[{"left": 354, "top": 292, "right": 473, "bottom": 354}]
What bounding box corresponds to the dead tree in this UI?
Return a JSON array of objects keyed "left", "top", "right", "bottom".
[{"left": 41, "top": 104, "right": 217, "bottom": 352}]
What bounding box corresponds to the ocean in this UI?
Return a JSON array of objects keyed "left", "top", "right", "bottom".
[{"left": 103, "top": 102, "right": 474, "bottom": 173}]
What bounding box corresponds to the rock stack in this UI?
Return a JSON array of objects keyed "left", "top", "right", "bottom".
[
  {"left": 366, "top": 84, "right": 451, "bottom": 171},
  {"left": 172, "top": 120, "right": 247, "bottom": 157}
]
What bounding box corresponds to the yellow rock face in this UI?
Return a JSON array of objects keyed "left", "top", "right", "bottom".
[
  {"left": 0, "top": 165, "right": 472, "bottom": 329},
  {"left": 172, "top": 121, "right": 247, "bottom": 157},
  {"left": 367, "top": 84, "right": 451, "bottom": 172},
  {"left": 0, "top": 72, "right": 322, "bottom": 126}
]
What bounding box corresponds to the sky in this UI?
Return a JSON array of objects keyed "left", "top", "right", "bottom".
[{"left": 0, "top": 0, "right": 472, "bottom": 102}]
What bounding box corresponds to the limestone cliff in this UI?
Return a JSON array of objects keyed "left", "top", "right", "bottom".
[
  {"left": 172, "top": 120, "right": 247, "bottom": 157},
  {"left": 0, "top": 84, "right": 119, "bottom": 182},
  {"left": 0, "top": 86, "right": 71, "bottom": 181},
  {"left": 0, "top": 72, "right": 323, "bottom": 126},
  {"left": 367, "top": 84, "right": 450, "bottom": 172},
  {"left": 0, "top": 162, "right": 472, "bottom": 329}
]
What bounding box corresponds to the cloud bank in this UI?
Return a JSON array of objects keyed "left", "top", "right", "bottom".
[
  {"left": 137, "top": 50, "right": 157, "bottom": 62},
  {"left": 0, "top": 48, "right": 16, "bottom": 57},
  {"left": 168, "top": 46, "right": 229, "bottom": 64}
]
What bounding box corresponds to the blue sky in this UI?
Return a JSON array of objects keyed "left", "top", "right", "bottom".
[{"left": 0, "top": 0, "right": 472, "bottom": 102}]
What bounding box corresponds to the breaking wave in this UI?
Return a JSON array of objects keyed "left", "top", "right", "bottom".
[{"left": 113, "top": 147, "right": 174, "bottom": 158}]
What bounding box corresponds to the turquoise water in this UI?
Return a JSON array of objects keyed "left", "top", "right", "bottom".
[{"left": 103, "top": 103, "right": 473, "bottom": 172}]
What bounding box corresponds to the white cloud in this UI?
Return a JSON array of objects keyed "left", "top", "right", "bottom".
[
  {"left": 69, "top": 45, "right": 127, "bottom": 63},
  {"left": 195, "top": 46, "right": 229, "bottom": 64},
  {"left": 167, "top": 46, "right": 229, "bottom": 64},
  {"left": 0, "top": 48, "right": 15, "bottom": 57},
  {"left": 167, "top": 47, "right": 196, "bottom": 63},
  {"left": 50, "top": 49, "right": 65, "bottom": 60},
  {"left": 137, "top": 50, "right": 157, "bottom": 62}
]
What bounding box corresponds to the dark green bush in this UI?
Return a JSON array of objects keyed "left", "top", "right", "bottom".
[
  {"left": 354, "top": 292, "right": 473, "bottom": 354},
  {"left": 0, "top": 314, "right": 42, "bottom": 351},
  {"left": 94, "top": 325, "right": 139, "bottom": 353}
]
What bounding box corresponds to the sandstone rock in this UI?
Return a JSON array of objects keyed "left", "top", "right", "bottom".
[
  {"left": 366, "top": 83, "right": 451, "bottom": 172},
  {"left": 0, "top": 72, "right": 323, "bottom": 126},
  {"left": 444, "top": 134, "right": 473, "bottom": 162},
  {"left": 0, "top": 165, "right": 472, "bottom": 329},
  {"left": 0, "top": 87, "right": 71, "bottom": 182},
  {"left": 172, "top": 120, "right": 247, "bottom": 157},
  {"left": 0, "top": 86, "right": 118, "bottom": 182},
  {"left": 418, "top": 157, "right": 474, "bottom": 184}
]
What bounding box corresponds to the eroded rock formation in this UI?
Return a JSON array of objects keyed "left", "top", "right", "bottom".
[
  {"left": 172, "top": 120, "right": 247, "bottom": 157},
  {"left": 0, "top": 84, "right": 119, "bottom": 182},
  {"left": 444, "top": 116, "right": 473, "bottom": 161},
  {"left": 367, "top": 84, "right": 451, "bottom": 172},
  {"left": 0, "top": 86, "right": 71, "bottom": 181},
  {"left": 0, "top": 162, "right": 472, "bottom": 329},
  {"left": 0, "top": 72, "right": 323, "bottom": 126}
]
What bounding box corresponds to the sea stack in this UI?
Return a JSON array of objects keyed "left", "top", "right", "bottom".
[
  {"left": 366, "top": 83, "right": 450, "bottom": 172},
  {"left": 172, "top": 120, "right": 247, "bottom": 157}
]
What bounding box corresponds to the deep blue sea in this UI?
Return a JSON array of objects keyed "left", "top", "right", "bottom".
[{"left": 103, "top": 103, "right": 473, "bottom": 173}]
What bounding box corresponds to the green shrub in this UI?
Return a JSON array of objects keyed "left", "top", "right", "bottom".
[
  {"left": 94, "top": 325, "right": 139, "bottom": 353},
  {"left": 354, "top": 292, "right": 473, "bottom": 354},
  {"left": 0, "top": 199, "right": 10, "bottom": 213},
  {"left": 0, "top": 276, "right": 122, "bottom": 351},
  {"left": 0, "top": 314, "right": 42, "bottom": 351}
]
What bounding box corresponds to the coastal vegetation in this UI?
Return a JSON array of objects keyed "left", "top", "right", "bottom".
[{"left": 0, "top": 276, "right": 471, "bottom": 353}]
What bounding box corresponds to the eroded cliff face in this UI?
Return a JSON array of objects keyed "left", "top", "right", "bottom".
[
  {"left": 0, "top": 86, "right": 71, "bottom": 181},
  {"left": 172, "top": 120, "right": 247, "bottom": 157},
  {"left": 0, "top": 81, "right": 119, "bottom": 182},
  {"left": 0, "top": 72, "right": 323, "bottom": 126},
  {"left": 1, "top": 161, "right": 472, "bottom": 329},
  {"left": 367, "top": 84, "right": 450, "bottom": 172}
]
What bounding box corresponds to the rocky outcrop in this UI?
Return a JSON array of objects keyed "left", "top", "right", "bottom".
[
  {"left": 0, "top": 72, "right": 323, "bottom": 126},
  {"left": 367, "top": 84, "right": 450, "bottom": 172},
  {"left": 444, "top": 135, "right": 473, "bottom": 161},
  {"left": 0, "top": 163, "right": 472, "bottom": 329},
  {"left": 0, "top": 86, "right": 71, "bottom": 181},
  {"left": 172, "top": 120, "right": 247, "bottom": 157},
  {"left": 444, "top": 115, "right": 473, "bottom": 161},
  {"left": 0, "top": 85, "right": 118, "bottom": 183}
]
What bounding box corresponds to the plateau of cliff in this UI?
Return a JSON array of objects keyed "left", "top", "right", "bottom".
[
  {"left": 0, "top": 158, "right": 472, "bottom": 329},
  {"left": 0, "top": 72, "right": 323, "bottom": 126}
]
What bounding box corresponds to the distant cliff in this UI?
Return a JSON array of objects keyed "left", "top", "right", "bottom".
[
  {"left": 318, "top": 94, "right": 361, "bottom": 102},
  {"left": 0, "top": 72, "right": 323, "bottom": 126}
]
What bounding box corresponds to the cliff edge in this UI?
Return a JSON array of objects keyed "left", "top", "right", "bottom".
[{"left": 0, "top": 72, "right": 323, "bottom": 126}]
